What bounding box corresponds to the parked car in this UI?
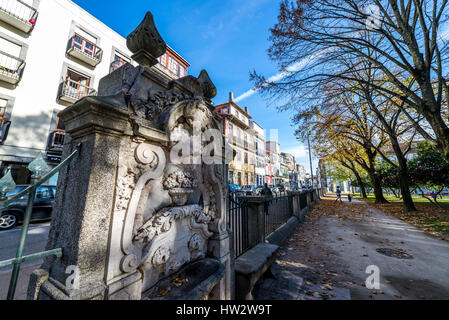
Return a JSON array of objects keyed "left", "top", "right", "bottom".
[
  {"left": 276, "top": 184, "right": 286, "bottom": 192},
  {"left": 255, "top": 186, "right": 264, "bottom": 195},
  {"left": 241, "top": 185, "right": 256, "bottom": 195},
  {"left": 0, "top": 185, "right": 56, "bottom": 230},
  {"left": 229, "top": 184, "right": 243, "bottom": 192}
]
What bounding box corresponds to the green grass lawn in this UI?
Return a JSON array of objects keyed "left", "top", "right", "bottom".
[
  {"left": 342, "top": 193, "right": 449, "bottom": 238},
  {"left": 327, "top": 192, "right": 449, "bottom": 205},
  {"left": 356, "top": 194, "right": 449, "bottom": 205}
]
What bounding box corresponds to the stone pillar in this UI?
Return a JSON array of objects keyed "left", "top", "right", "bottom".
[
  {"left": 306, "top": 191, "right": 312, "bottom": 208},
  {"left": 240, "top": 196, "right": 267, "bottom": 247},
  {"left": 29, "top": 96, "right": 137, "bottom": 300},
  {"left": 288, "top": 191, "right": 301, "bottom": 218}
]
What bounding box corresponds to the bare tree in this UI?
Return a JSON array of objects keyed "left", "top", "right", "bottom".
[{"left": 252, "top": 0, "right": 449, "bottom": 160}]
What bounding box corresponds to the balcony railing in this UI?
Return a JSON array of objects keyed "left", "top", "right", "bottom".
[
  {"left": 0, "top": 0, "right": 38, "bottom": 33},
  {"left": 46, "top": 130, "right": 65, "bottom": 153},
  {"left": 67, "top": 33, "right": 102, "bottom": 67},
  {"left": 0, "top": 50, "right": 25, "bottom": 85},
  {"left": 59, "top": 79, "right": 96, "bottom": 104}
]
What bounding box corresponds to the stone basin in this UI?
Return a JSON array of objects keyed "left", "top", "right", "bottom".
[{"left": 141, "top": 258, "right": 225, "bottom": 300}]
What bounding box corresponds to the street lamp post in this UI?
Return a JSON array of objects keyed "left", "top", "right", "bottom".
[{"left": 307, "top": 133, "right": 313, "bottom": 188}]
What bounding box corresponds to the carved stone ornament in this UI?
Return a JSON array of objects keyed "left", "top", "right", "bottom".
[
  {"left": 152, "top": 246, "right": 171, "bottom": 267},
  {"left": 117, "top": 142, "right": 166, "bottom": 273},
  {"left": 197, "top": 70, "right": 217, "bottom": 100},
  {"left": 126, "top": 11, "right": 167, "bottom": 68},
  {"left": 133, "top": 205, "right": 212, "bottom": 245}
]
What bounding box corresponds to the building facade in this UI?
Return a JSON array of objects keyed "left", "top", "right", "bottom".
[
  {"left": 215, "top": 92, "right": 256, "bottom": 186},
  {"left": 280, "top": 152, "right": 296, "bottom": 185},
  {"left": 0, "top": 0, "right": 189, "bottom": 184},
  {"left": 250, "top": 120, "right": 265, "bottom": 186},
  {"left": 265, "top": 140, "right": 281, "bottom": 185}
]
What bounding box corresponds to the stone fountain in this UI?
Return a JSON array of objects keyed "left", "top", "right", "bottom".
[{"left": 27, "top": 11, "right": 233, "bottom": 300}]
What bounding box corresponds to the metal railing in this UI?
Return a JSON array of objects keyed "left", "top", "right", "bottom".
[
  {"left": 0, "top": 144, "right": 81, "bottom": 300},
  {"left": 228, "top": 189, "right": 320, "bottom": 258},
  {"left": 68, "top": 33, "right": 102, "bottom": 61},
  {"left": 46, "top": 130, "right": 65, "bottom": 152},
  {"left": 0, "top": 0, "right": 38, "bottom": 25},
  {"left": 265, "top": 191, "right": 293, "bottom": 237},
  {"left": 0, "top": 50, "right": 25, "bottom": 81},
  {"left": 60, "top": 78, "right": 96, "bottom": 101},
  {"left": 228, "top": 192, "right": 249, "bottom": 258}
]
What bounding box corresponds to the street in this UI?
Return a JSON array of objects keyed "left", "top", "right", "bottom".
[
  {"left": 0, "top": 223, "right": 50, "bottom": 300},
  {"left": 254, "top": 196, "right": 449, "bottom": 300}
]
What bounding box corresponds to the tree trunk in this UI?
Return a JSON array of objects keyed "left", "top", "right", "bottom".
[
  {"left": 354, "top": 172, "right": 367, "bottom": 198},
  {"left": 371, "top": 172, "right": 388, "bottom": 204},
  {"left": 396, "top": 154, "right": 417, "bottom": 212}
]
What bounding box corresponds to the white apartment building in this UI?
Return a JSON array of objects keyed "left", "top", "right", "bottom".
[
  {"left": 0, "top": 0, "right": 189, "bottom": 184},
  {"left": 250, "top": 120, "right": 265, "bottom": 186},
  {"left": 266, "top": 140, "right": 281, "bottom": 185}
]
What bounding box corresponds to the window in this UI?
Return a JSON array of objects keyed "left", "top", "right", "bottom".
[
  {"left": 110, "top": 53, "right": 129, "bottom": 72},
  {"left": 61, "top": 69, "right": 92, "bottom": 100},
  {"left": 227, "top": 123, "right": 233, "bottom": 136},
  {"left": 168, "top": 57, "right": 177, "bottom": 73},
  {"left": 71, "top": 27, "right": 99, "bottom": 58},
  {"left": 0, "top": 37, "right": 21, "bottom": 57},
  {"left": 158, "top": 53, "right": 167, "bottom": 67},
  {"left": 56, "top": 116, "right": 64, "bottom": 131},
  {"left": 244, "top": 152, "right": 248, "bottom": 164},
  {"left": 0, "top": 98, "right": 7, "bottom": 117},
  {"left": 236, "top": 151, "right": 242, "bottom": 162},
  {"left": 0, "top": 97, "right": 11, "bottom": 144},
  {"left": 177, "top": 64, "right": 185, "bottom": 77}
]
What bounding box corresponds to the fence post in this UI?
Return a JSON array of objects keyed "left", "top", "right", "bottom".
[
  {"left": 288, "top": 191, "right": 301, "bottom": 219},
  {"left": 239, "top": 196, "right": 267, "bottom": 248}
]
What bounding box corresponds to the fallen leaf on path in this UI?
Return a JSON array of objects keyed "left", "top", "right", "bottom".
[{"left": 157, "top": 289, "right": 168, "bottom": 297}]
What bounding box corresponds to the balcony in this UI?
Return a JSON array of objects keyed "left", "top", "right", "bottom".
[
  {"left": 67, "top": 34, "right": 102, "bottom": 67},
  {"left": 46, "top": 130, "right": 65, "bottom": 162},
  {"left": 0, "top": 50, "right": 25, "bottom": 85},
  {"left": 58, "top": 78, "right": 96, "bottom": 104},
  {"left": 0, "top": 0, "right": 37, "bottom": 33},
  {"left": 46, "top": 130, "right": 65, "bottom": 152}
]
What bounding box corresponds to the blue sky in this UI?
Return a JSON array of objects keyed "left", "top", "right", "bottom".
[{"left": 72, "top": 0, "right": 318, "bottom": 173}]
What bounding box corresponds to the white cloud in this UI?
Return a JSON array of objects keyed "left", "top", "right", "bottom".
[{"left": 235, "top": 50, "right": 326, "bottom": 103}]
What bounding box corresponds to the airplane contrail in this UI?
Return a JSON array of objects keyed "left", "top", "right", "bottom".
[{"left": 234, "top": 24, "right": 449, "bottom": 103}]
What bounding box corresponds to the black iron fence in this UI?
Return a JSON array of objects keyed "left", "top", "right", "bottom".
[
  {"left": 228, "top": 189, "right": 322, "bottom": 258},
  {"left": 227, "top": 192, "right": 249, "bottom": 258},
  {"left": 265, "top": 191, "right": 293, "bottom": 237}
]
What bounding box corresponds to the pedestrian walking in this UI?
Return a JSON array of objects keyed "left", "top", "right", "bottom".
[
  {"left": 261, "top": 183, "right": 273, "bottom": 215},
  {"left": 335, "top": 186, "right": 342, "bottom": 202},
  {"left": 348, "top": 193, "right": 352, "bottom": 202}
]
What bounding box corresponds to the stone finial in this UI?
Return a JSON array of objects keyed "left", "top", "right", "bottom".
[
  {"left": 126, "top": 12, "right": 167, "bottom": 68},
  {"left": 197, "top": 70, "right": 217, "bottom": 100}
]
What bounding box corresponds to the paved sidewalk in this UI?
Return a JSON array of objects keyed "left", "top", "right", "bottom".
[
  {"left": 0, "top": 224, "right": 50, "bottom": 300},
  {"left": 253, "top": 195, "right": 449, "bottom": 300}
]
